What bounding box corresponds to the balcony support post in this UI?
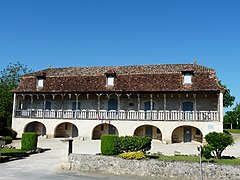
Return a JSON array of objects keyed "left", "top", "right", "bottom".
[
  {"left": 75, "top": 94, "right": 80, "bottom": 119},
  {"left": 116, "top": 94, "right": 121, "bottom": 112},
  {"left": 43, "top": 94, "right": 46, "bottom": 119},
  {"left": 61, "top": 94, "right": 64, "bottom": 118},
  {"left": 193, "top": 93, "right": 197, "bottom": 121},
  {"left": 137, "top": 94, "right": 140, "bottom": 111},
  {"left": 178, "top": 94, "right": 182, "bottom": 120},
  {"left": 150, "top": 94, "right": 153, "bottom": 120},
  {"left": 163, "top": 94, "right": 166, "bottom": 121},
  {"left": 96, "top": 94, "right": 102, "bottom": 112},
  {"left": 30, "top": 95, "right": 33, "bottom": 118}
]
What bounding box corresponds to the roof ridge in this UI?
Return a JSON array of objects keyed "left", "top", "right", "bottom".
[{"left": 26, "top": 63, "right": 215, "bottom": 77}]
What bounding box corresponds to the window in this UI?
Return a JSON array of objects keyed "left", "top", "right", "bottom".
[
  {"left": 107, "top": 75, "right": 114, "bottom": 86},
  {"left": 37, "top": 78, "right": 44, "bottom": 88},
  {"left": 184, "top": 73, "right": 192, "bottom": 84}
]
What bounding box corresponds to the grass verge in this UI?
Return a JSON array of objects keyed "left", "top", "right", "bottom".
[
  {"left": 224, "top": 129, "right": 240, "bottom": 134},
  {"left": 146, "top": 155, "right": 240, "bottom": 165}
]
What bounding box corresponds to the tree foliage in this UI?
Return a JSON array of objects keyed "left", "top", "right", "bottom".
[
  {"left": 219, "top": 81, "right": 235, "bottom": 108},
  {"left": 0, "top": 62, "right": 32, "bottom": 127},
  {"left": 224, "top": 103, "right": 240, "bottom": 129},
  {"left": 204, "top": 132, "right": 234, "bottom": 159}
]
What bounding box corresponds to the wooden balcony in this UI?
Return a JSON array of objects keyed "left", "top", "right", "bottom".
[{"left": 15, "top": 109, "right": 219, "bottom": 121}]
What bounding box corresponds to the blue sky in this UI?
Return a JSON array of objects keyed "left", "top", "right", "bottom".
[{"left": 0, "top": 0, "right": 239, "bottom": 108}]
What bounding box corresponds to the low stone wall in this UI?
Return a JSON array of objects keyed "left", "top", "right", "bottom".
[{"left": 67, "top": 154, "right": 240, "bottom": 180}]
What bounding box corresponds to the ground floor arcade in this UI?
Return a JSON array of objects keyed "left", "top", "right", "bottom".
[{"left": 12, "top": 118, "right": 223, "bottom": 144}]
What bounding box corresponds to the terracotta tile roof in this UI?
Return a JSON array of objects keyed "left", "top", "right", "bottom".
[{"left": 15, "top": 64, "right": 224, "bottom": 93}]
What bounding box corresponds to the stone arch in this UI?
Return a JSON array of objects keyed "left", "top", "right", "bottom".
[
  {"left": 171, "top": 125, "right": 203, "bottom": 143},
  {"left": 24, "top": 121, "right": 46, "bottom": 136},
  {"left": 92, "top": 123, "right": 119, "bottom": 140},
  {"left": 54, "top": 122, "right": 78, "bottom": 138},
  {"left": 134, "top": 125, "right": 162, "bottom": 140}
]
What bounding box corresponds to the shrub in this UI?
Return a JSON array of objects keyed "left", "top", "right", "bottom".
[
  {"left": 21, "top": 132, "right": 38, "bottom": 151},
  {"left": 117, "top": 136, "right": 151, "bottom": 153},
  {"left": 198, "top": 145, "right": 214, "bottom": 160},
  {"left": 2, "top": 136, "right": 13, "bottom": 145},
  {"left": 101, "top": 134, "right": 118, "bottom": 155},
  {"left": 0, "top": 127, "right": 18, "bottom": 139},
  {"left": 119, "top": 151, "right": 146, "bottom": 160},
  {"left": 204, "top": 131, "right": 234, "bottom": 159}
]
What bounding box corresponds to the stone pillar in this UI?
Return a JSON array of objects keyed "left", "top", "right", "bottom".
[{"left": 60, "top": 138, "right": 73, "bottom": 170}]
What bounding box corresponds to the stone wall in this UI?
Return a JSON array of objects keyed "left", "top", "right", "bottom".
[{"left": 68, "top": 154, "right": 240, "bottom": 180}]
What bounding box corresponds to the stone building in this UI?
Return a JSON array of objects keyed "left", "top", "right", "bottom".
[{"left": 12, "top": 63, "right": 224, "bottom": 143}]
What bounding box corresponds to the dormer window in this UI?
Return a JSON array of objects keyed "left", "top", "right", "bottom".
[
  {"left": 37, "top": 78, "right": 44, "bottom": 88},
  {"left": 36, "top": 72, "right": 46, "bottom": 89},
  {"left": 105, "top": 69, "right": 116, "bottom": 87},
  {"left": 182, "top": 71, "right": 193, "bottom": 85},
  {"left": 107, "top": 75, "right": 114, "bottom": 86}
]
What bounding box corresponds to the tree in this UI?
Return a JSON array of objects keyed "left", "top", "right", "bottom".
[
  {"left": 224, "top": 103, "right": 240, "bottom": 129},
  {"left": 224, "top": 110, "right": 237, "bottom": 129},
  {"left": 204, "top": 132, "right": 234, "bottom": 159},
  {"left": 218, "top": 81, "right": 235, "bottom": 108},
  {"left": 0, "top": 62, "right": 32, "bottom": 127}
]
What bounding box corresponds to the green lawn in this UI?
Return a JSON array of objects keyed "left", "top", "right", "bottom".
[{"left": 224, "top": 129, "right": 240, "bottom": 134}]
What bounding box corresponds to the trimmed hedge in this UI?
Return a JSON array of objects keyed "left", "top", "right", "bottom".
[
  {"left": 117, "top": 136, "right": 151, "bottom": 153},
  {"left": 101, "top": 135, "right": 152, "bottom": 155},
  {"left": 21, "top": 132, "right": 38, "bottom": 151},
  {"left": 101, "top": 135, "right": 118, "bottom": 155}
]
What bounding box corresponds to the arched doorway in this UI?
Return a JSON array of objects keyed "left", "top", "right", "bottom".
[
  {"left": 134, "top": 125, "right": 162, "bottom": 140},
  {"left": 25, "top": 121, "right": 46, "bottom": 136},
  {"left": 54, "top": 122, "right": 78, "bottom": 138},
  {"left": 171, "top": 126, "right": 203, "bottom": 143},
  {"left": 92, "top": 123, "right": 118, "bottom": 139}
]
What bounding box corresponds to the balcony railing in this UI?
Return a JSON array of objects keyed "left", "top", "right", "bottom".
[{"left": 15, "top": 109, "right": 219, "bottom": 121}]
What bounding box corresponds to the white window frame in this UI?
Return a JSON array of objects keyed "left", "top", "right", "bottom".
[
  {"left": 183, "top": 73, "right": 192, "bottom": 84},
  {"left": 37, "top": 78, "right": 44, "bottom": 88},
  {"left": 107, "top": 76, "right": 114, "bottom": 86}
]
